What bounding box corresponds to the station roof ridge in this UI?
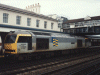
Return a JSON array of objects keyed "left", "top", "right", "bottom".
[{"left": 0, "top": 3, "right": 57, "bottom": 22}]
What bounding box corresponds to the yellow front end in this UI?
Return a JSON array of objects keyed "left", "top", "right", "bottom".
[
  {"left": 4, "top": 34, "right": 32, "bottom": 55},
  {"left": 4, "top": 34, "right": 18, "bottom": 55},
  {"left": 4, "top": 43, "right": 17, "bottom": 54}
]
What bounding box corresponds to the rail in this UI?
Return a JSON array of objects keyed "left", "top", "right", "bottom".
[{"left": 0, "top": 52, "right": 100, "bottom": 75}]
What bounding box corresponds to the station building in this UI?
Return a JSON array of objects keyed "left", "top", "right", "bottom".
[
  {"left": 62, "top": 16, "right": 100, "bottom": 35},
  {"left": 62, "top": 16, "right": 100, "bottom": 46},
  {"left": 0, "top": 3, "right": 59, "bottom": 32},
  {"left": 48, "top": 14, "right": 68, "bottom": 32},
  {"left": 25, "top": 3, "right": 41, "bottom": 14},
  {"left": 0, "top": 3, "right": 60, "bottom": 45}
]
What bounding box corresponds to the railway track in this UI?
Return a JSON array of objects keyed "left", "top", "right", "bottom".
[
  {"left": 72, "top": 62, "right": 100, "bottom": 75},
  {"left": 51, "top": 56, "right": 100, "bottom": 75},
  {"left": 0, "top": 52, "right": 100, "bottom": 75}
]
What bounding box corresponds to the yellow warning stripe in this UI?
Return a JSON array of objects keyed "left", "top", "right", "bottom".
[
  {"left": 53, "top": 41, "right": 56, "bottom": 43},
  {"left": 56, "top": 40, "right": 58, "bottom": 41},
  {"left": 56, "top": 45, "right": 58, "bottom": 46},
  {"left": 18, "top": 34, "right": 31, "bottom": 36}
]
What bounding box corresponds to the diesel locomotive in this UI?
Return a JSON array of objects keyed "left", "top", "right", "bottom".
[{"left": 4, "top": 31, "right": 90, "bottom": 60}]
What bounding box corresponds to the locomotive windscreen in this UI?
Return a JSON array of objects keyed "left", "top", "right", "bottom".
[{"left": 5, "top": 35, "right": 17, "bottom": 43}]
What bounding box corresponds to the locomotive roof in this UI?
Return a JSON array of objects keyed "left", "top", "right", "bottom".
[
  {"left": 9, "top": 31, "right": 30, "bottom": 35},
  {"left": 31, "top": 31, "right": 76, "bottom": 38},
  {"left": 9, "top": 31, "right": 84, "bottom": 39}
]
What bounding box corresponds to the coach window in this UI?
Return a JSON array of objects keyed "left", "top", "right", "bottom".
[
  {"left": 36, "top": 20, "right": 40, "bottom": 27},
  {"left": 3, "top": 13, "right": 9, "bottom": 23},
  {"left": 16, "top": 16, "right": 21, "bottom": 25},
  {"left": 27, "top": 18, "right": 31, "bottom": 26}
]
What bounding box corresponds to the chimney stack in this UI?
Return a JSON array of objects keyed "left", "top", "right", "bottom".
[{"left": 25, "top": 3, "right": 41, "bottom": 14}]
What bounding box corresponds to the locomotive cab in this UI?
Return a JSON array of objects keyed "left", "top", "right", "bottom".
[
  {"left": 4, "top": 34, "right": 17, "bottom": 54},
  {"left": 4, "top": 33, "right": 32, "bottom": 55}
]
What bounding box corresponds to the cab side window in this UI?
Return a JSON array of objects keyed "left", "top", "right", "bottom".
[
  {"left": 17, "top": 36, "right": 32, "bottom": 50},
  {"left": 18, "top": 36, "right": 28, "bottom": 43}
]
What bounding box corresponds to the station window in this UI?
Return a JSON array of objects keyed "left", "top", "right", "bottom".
[
  {"left": 3, "top": 13, "right": 9, "bottom": 23},
  {"left": 51, "top": 23, "right": 54, "bottom": 29},
  {"left": 58, "top": 23, "right": 62, "bottom": 28},
  {"left": 27, "top": 18, "right": 31, "bottom": 26},
  {"left": 44, "top": 21, "right": 47, "bottom": 28},
  {"left": 16, "top": 16, "right": 21, "bottom": 25},
  {"left": 36, "top": 20, "right": 40, "bottom": 27}
]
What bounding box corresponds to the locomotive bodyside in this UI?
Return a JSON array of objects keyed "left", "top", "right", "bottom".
[{"left": 4, "top": 31, "right": 86, "bottom": 59}]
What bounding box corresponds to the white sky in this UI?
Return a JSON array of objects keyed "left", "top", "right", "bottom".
[{"left": 1, "top": 0, "right": 100, "bottom": 19}]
